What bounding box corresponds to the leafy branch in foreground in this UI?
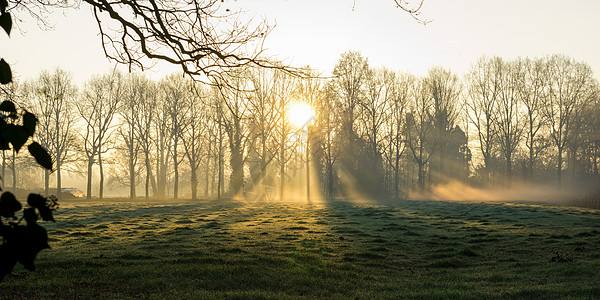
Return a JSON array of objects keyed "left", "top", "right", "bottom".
[
  {"left": 0, "top": 98, "right": 56, "bottom": 282},
  {"left": 0, "top": 99, "right": 56, "bottom": 281},
  {"left": 0, "top": 0, "right": 56, "bottom": 281},
  {"left": 0, "top": 193, "right": 58, "bottom": 281}
]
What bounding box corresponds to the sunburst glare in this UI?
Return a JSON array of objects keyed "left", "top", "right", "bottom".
[{"left": 288, "top": 102, "right": 315, "bottom": 129}]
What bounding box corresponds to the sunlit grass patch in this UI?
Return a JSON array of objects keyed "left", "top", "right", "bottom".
[{"left": 1, "top": 198, "right": 599, "bottom": 299}]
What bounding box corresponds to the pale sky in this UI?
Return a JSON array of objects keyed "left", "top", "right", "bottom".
[{"left": 1, "top": 0, "right": 599, "bottom": 85}]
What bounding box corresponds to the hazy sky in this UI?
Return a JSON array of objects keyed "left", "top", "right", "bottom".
[{"left": 1, "top": 0, "right": 599, "bottom": 85}]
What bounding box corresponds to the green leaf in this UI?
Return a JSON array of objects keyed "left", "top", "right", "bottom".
[
  {"left": 22, "top": 111, "right": 37, "bottom": 137},
  {"left": 0, "top": 137, "right": 9, "bottom": 150},
  {"left": 37, "top": 206, "right": 54, "bottom": 222},
  {"left": 0, "top": 100, "right": 15, "bottom": 113},
  {"left": 0, "top": 191, "right": 21, "bottom": 218},
  {"left": 11, "top": 224, "right": 50, "bottom": 271},
  {"left": 3, "top": 124, "right": 29, "bottom": 152},
  {"left": 0, "top": 12, "right": 11, "bottom": 36},
  {"left": 28, "top": 142, "right": 53, "bottom": 170},
  {"left": 0, "top": 59, "right": 10, "bottom": 85},
  {"left": 0, "top": 0, "right": 7, "bottom": 14},
  {"left": 0, "top": 244, "right": 18, "bottom": 282},
  {"left": 0, "top": 118, "right": 7, "bottom": 150},
  {"left": 27, "top": 194, "right": 46, "bottom": 209},
  {"left": 23, "top": 207, "right": 38, "bottom": 225}
]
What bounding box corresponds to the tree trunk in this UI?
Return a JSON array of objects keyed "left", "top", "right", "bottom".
[
  {"left": 44, "top": 170, "right": 49, "bottom": 196},
  {"left": 557, "top": 147, "right": 563, "bottom": 186},
  {"left": 280, "top": 143, "right": 285, "bottom": 201},
  {"left": 506, "top": 153, "right": 512, "bottom": 182},
  {"left": 191, "top": 166, "right": 197, "bottom": 201},
  {"left": 157, "top": 149, "right": 163, "bottom": 198},
  {"left": 55, "top": 117, "right": 61, "bottom": 201},
  {"left": 205, "top": 141, "right": 211, "bottom": 197},
  {"left": 279, "top": 97, "right": 286, "bottom": 202},
  {"left": 394, "top": 148, "right": 400, "bottom": 199},
  {"left": 129, "top": 149, "right": 136, "bottom": 200},
  {"left": 327, "top": 161, "right": 334, "bottom": 198},
  {"left": 306, "top": 130, "right": 310, "bottom": 203},
  {"left": 11, "top": 149, "right": 15, "bottom": 189},
  {"left": 173, "top": 143, "right": 179, "bottom": 199},
  {"left": 1, "top": 151, "right": 5, "bottom": 189},
  {"left": 418, "top": 161, "right": 425, "bottom": 193},
  {"left": 99, "top": 151, "right": 104, "bottom": 199},
  {"left": 156, "top": 140, "right": 166, "bottom": 198},
  {"left": 217, "top": 120, "right": 223, "bottom": 201},
  {"left": 86, "top": 157, "right": 93, "bottom": 199},
  {"left": 145, "top": 155, "right": 156, "bottom": 199},
  {"left": 210, "top": 153, "right": 216, "bottom": 197},
  {"left": 57, "top": 158, "right": 62, "bottom": 201},
  {"left": 230, "top": 144, "right": 244, "bottom": 196},
  {"left": 528, "top": 122, "right": 535, "bottom": 179}
]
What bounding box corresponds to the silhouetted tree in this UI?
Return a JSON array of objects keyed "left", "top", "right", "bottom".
[
  {"left": 77, "top": 69, "right": 123, "bottom": 199},
  {"left": 117, "top": 72, "right": 149, "bottom": 199},
  {"left": 163, "top": 73, "right": 193, "bottom": 199},
  {"left": 543, "top": 55, "right": 596, "bottom": 186},
  {"left": 27, "top": 69, "right": 78, "bottom": 200},
  {"left": 315, "top": 82, "right": 343, "bottom": 198},
  {"left": 405, "top": 78, "right": 434, "bottom": 192},
  {"left": 246, "top": 68, "right": 284, "bottom": 188},
  {"left": 496, "top": 59, "right": 524, "bottom": 180},
  {"left": 216, "top": 72, "right": 252, "bottom": 196},
  {"left": 516, "top": 57, "right": 548, "bottom": 179},
  {"left": 354, "top": 67, "right": 393, "bottom": 196},
  {"left": 181, "top": 84, "right": 209, "bottom": 200},
  {"left": 425, "top": 66, "right": 461, "bottom": 183},
  {"left": 465, "top": 56, "right": 502, "bottom": 183},
  {"left": 133, "top": 76, "right": 158, "bottom": 199},
  {"left": 382, "top": 72, "right": 412, "bottom": 198}
]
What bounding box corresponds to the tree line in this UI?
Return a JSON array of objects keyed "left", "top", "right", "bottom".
[{"left": 0, "top": 52, "right": 598, "bottom": 200}]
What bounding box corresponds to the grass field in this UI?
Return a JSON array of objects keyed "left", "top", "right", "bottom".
[{"left": 1, "top": 197, "right": 599, "bottom": 299}]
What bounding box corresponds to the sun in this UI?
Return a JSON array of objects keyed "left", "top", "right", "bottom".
[{"left": 288, "top": 102, "right": 315, "bottom": 129}]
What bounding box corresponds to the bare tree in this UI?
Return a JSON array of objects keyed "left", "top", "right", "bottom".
[
  {"left": 210, "top": 87, "right": 227, "bottom": 200},
  {"left": 246, "top": 67, "right": 282, "bottom": 188},
  {"left": 543, "top": 55, "right": 597, "bottom": 186},
  {"left": 425, "top": 66, "right": 461, "bottom": 182},
  {"left": 133, "top": 77, "right": 158, "bottom": 199},
  {"left": 496, "top": 59, "right": 523, "bottom": 180},
  {"left": 77, "top": 69, "right": 123, "bottom": 199},
  {"left": 274, "top": 71, "right": 298, "bottom": 201},
  {"left": 333, "top": 51, "right": 369, "bottom": 138},
  {"left": 153, "top": 89, "right": 173, "bottom": 198},
  {"left": 27, "top": 68, "right": 78, "bottom": 200},
  {"left": 295, "top": 71, "right": 324, "bottom": 201},
  {"left": 465, "top": 56, "right": 502, "bottom": 182},
  {"left": 201, "top": 103, "right": 220, "bottom": 198},
  {"left": 162, "top": 73, "right": 193, "bottom": 199},
  {"left": 359, "top": 67, "right": 390, "bottom": 167},
  {"left": 516, "top": 57, "right": 548, "bottom": 179},
  {"left": 181, "top": 84, "right": 209, "bottom": 200},
  {"left": 216, "top": 71, "right": 252, "bottom": 196},
  {"left": 118, "top": 72, "right": 148, "bottom": 199},
  {"left": 382, "top": 71, "right": 413, "bottom": 198},
  {"left": 405, "top": 78, "right": 434, "bottom": 192},
  {"left": 315, "top": 83, "right": 343, "bottom": 198}
]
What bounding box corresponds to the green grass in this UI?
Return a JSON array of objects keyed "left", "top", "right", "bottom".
[{"left": 1, "top": 197, "right": 599, "bottom": 299}]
